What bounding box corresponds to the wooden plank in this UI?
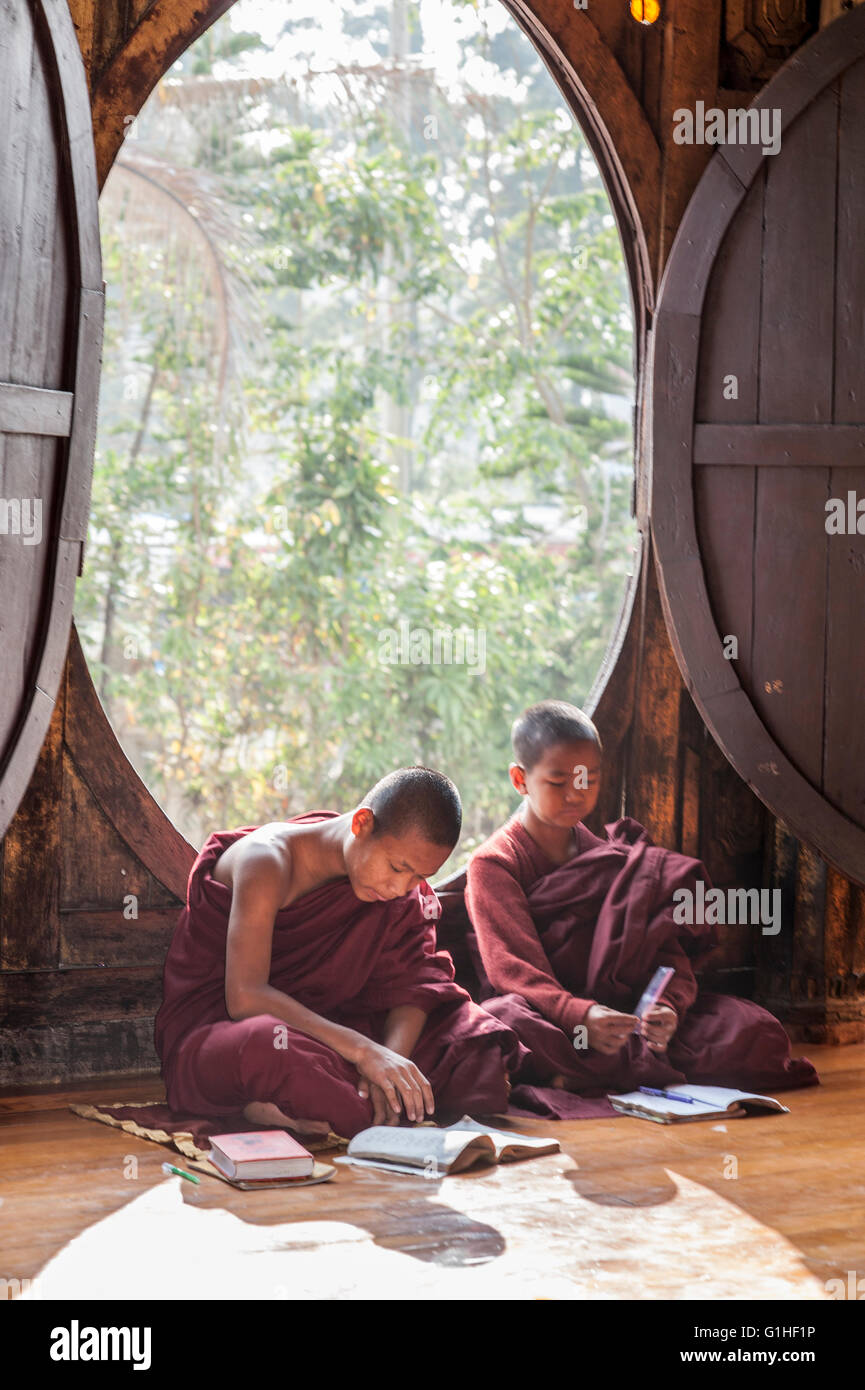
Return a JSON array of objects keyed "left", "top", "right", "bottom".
[
  {"left": 825, "top": 53, "right": 865, "bottom": 826},
  {"left": 0, "top": 432, "right": 64, "bottom": 759},
  {"left": 751, "top": 467, "right": 828, "bottom": 788},
  {"left": 65, "top": 0, "right": 95, "bottom": 84},
  {"left": 751, "top": 82, "right": 837, "bottom": 790},
  {"left": 699, "top": 685, "right": 865, "bottom": 886},
  {"left": 653, "top": 0, "right": 723, "bottom": 270},
  {"left": 64, "top": 628, "right": 196, "bottom": 904},
  {"left": 695, "top": 168, "right": 763, "bottom": 424},
  {"left": 60, "top": 907, "right": 176, "bottom": 968},
  {"left": 0, "top": 966, "right": 163, "bottom": 1027},
  {"left": 0, "top": 384, "right": 73, "bottom": 435},
  {"left": 0, "top": 1019, "right": 159, "bottom": 1087},
  {"left": 791, "top": 843, "right": 828, "bottom": 1000},
  {"left": 825, "top": 865, "right": 865, "bottom": 987},
  {"left": 650, "top": 308, "right": 701, "bottom": 560},
  {"left": 0, "top": 677, "right": 63, "bottom": 970},
  {"left": 655, "top": 158, "right": 746, "bottom": 318},
  {"left": 60, "top": 285, "right": 105, "bottom": 546},
  {"left": 89, "top": 0, "right": 130, "bottom": 89},
  {"left": 626, "top": 557, "right": 682, "bottom": 849},
  {"left": 680, "top": 744, "right": 700, "bottom": 858},
  {"left": 699, "top": 734, "right": 767, "bottom": 900},
  {"left": 37, "top": 0, "right": 103, "bottom": 291},
  {"left": 694, "top": 423, "right": 865, "bottom": 466},
  {"left": 0, "top": 537, "right": 82, "bottom": 842},
  {"left": 59, "top": 751, "right": 158, "bottom": 915},
  {"left": 9, "top": 12, "right": 63, "bottom": 392},
  {"left": 693, "top": 169, "right": 764, "bottom": 695},
  {"left": 0, "top": 0, "right": 35, "bottom": 382},
  {"left": 1, "top": 1049, "right": 860, "bottom": 1299},
  {"left": 128, "top": 0, "right": 155, "bottom": 27},
  {"left": 760, "top": 85, "right": 837, "bottom": 423}
]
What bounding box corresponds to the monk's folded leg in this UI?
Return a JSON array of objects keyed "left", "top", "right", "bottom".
[
  {"left": 667, "top": 991, "right": 819, "bottom": 1093},
  {"left": 410, "top": 998, "right": 528, "bottom": 1117},
  {"left": 166, "top": 1014, "right": 376, "bottom": 1137},
  {"left": 480, "top": 992, "right": 604, "bottom": 1085}
]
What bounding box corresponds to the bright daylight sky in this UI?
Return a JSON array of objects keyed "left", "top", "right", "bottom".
[{"left": 191, "top": 0, "right": 529, "bottom": 104}]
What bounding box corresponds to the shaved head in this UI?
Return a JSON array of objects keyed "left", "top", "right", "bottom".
[
  {"left": 361, "top": 766, "right": 462, "bottom": 850},
  {"left": 511, "top": 700, "right": 601, "bottom": 771}
]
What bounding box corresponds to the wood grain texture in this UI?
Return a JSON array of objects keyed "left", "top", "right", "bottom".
[
  {"left": 0, "top": 1046, "right": 859, "bottom": 1300},
  {"left": 825, "top": 53, "right": 865, "bottom": 828},
  {"left": 652, "top": 6, "right": 865, "bottom": 886},
  {"left": 0, "top": 0, "right": 103, "bottom": 841},
  {"left": 0, "top": 680, "right": 64, "bottom": 971},
  {"left": 0, "top": 385, "right": 73, "bottom": 434},
  {"left": 64, "top": 627, "right": 196, "bottom": 903}
]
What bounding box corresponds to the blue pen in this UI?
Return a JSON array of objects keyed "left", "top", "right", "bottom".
[{"left": 638, "top": 1086, "right": 699, "bottom": 1104}]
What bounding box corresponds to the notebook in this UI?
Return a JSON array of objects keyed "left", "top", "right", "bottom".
[{"left": 608, "top": 1084, "right": 790, "bottom": 1124}]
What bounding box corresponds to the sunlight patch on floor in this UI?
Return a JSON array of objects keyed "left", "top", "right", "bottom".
[{"left": 18, "top": 1154, "right": 829, "bottom": 1300}]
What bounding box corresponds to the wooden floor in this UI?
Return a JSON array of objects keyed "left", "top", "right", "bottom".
[{"left": 1, "top": 1043, "right": 863, "bottom": 1301}]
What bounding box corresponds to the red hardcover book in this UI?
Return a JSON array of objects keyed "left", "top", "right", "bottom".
[{"left": 209, "top": 1130, "right": 315, "bottom": 1180}]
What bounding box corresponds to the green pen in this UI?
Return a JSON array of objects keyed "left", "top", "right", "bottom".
[{"left": 161, "top": 1161, "right": 201, "bottom": 1184}]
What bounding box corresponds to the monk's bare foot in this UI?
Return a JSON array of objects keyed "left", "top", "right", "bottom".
[{"left": 243, "top": 1100, "right": 330, "bottom": 1136}]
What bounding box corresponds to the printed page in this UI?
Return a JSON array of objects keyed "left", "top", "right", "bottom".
[
  {"left": 444, "top": 1115, "right": 560, "bottom": 1158},
  {"left": 674, "top": 1085, "right": 788, "bottom": 1112},
  {"left": 347, "top": 1124, "right": 489, "bottom": 1169}
]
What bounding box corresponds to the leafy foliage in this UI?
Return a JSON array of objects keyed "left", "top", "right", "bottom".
[{"left": 76, "top": 0, "right": 637, "bottom": 868}]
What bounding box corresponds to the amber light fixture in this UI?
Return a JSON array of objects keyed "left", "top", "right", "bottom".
[{"left": 630, "top": 0, "right": 660, "bottom": 23}]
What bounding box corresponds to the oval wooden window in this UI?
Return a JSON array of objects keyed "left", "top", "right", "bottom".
[{"left": 651, "top": 5, "right": 865, "bottom": 884}]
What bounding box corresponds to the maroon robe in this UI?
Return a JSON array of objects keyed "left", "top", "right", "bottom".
[
  {"left": 466, "top": 816, "right": 818, "bottom": 1119},
  {"left": 154, "top": 815, "right": 526, "bottom": 1138}
]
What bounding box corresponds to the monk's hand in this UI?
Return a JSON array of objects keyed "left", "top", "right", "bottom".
[
  {"left": 355, "top": 1042, "right": 435, "bottom": 1124},
  {"left": 585, "top": 1003, "right": 640, "bottom": 1054},
  {"left": 358, "top": 1080, "right": 400, "bottom": 1127},
  {"left": 641, "top": 1003, "right": 677, "bottom": 1052}
]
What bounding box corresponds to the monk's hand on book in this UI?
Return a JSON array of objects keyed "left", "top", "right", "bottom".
[
  {"left": 584, "top": 1003, "right": 640, "bottom": 1054},
  {"left": 354, "top": 1042, "right": 435, "bottom": 1124},
  {"left": 362, "top": 1081, "right": 401, "bottom": 1126},
  {"left": 640, "top": 1003, "right": 678, "bottom": 1052}
]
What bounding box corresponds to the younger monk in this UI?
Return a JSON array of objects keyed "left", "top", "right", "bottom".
[
  {"left": 464, "top": 701, "right": 817, "bottom": 1117},
  {"left": 154, "top": 767, "right": 525, "bottom": 1139}
]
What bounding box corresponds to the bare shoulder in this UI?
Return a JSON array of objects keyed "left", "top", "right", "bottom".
[{"left": 212, "top": 823, "right": 295, "bottom": 901}]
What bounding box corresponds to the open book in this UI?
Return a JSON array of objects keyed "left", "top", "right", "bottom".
[
  {"left": 336, "top": 1116, "right": 560, "bottom": 1176},
  {"left": 609, "top": 1084, "right": 790, "bottom": 1124}
]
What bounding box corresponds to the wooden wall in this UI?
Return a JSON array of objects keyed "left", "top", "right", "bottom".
[{"left": 1, "top": 0, "right": 862, "bottom": 1087}]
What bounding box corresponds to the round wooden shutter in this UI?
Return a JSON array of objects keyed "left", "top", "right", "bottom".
[
  {"left": 0, "top": 0, "right": 103, "bottom": 837},
  {"left": 651, "top": 6, "right": 865, "bottom": 885}
]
